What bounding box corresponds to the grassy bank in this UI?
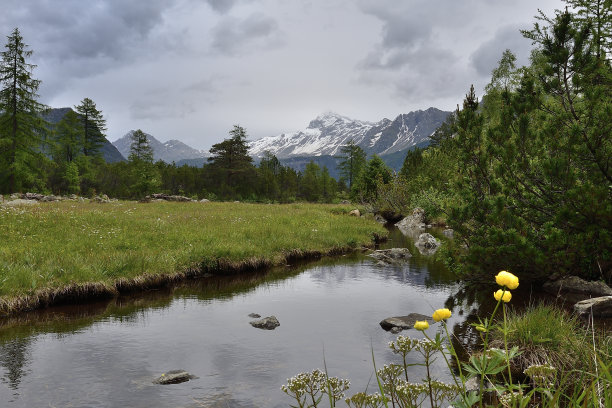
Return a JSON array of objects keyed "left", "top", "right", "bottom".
[{"left": 0, "top": 201, "right": 386, "bottom": 314}]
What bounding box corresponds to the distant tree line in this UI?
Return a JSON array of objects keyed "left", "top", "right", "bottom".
[{"left": 0, "top": 27, "right": 393, "bottom": 203}]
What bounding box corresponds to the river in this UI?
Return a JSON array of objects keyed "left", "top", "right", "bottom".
[{"left": 0, "top": 227, "right": 518, "bottom": 407}]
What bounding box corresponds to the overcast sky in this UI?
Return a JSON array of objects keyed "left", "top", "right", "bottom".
[{"left": 2, "top": 0, "right": 563, "bottom": 150}]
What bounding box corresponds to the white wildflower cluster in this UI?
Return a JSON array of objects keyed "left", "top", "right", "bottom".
[
  {"left": 388, "top": 335, "right": 420, "bottom": 354},
  {"left": 524, "top": 364, "right": 557, "bottom": 387},
  {"left": 498, "top": 389, "right": 528, "bottom": 408},
  {"left": 281, "top": 369, "right": 350, "bottom": 407},
  {"left": 345, "top": 391, "right": 387, "bottom": 408}
]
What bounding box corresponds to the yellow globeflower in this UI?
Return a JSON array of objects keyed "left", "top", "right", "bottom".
[
  {"left": 495, "top": 271, "right": 519, "bottom": 290},
  {"left": 414, "top": 320, "right": 429, "bottom": 331},
  {"left": 494, "top": 289, "right": 512, "bottom": 303},
  {"left": 432, "top": 308, "right": 452, "bottom": 322}
]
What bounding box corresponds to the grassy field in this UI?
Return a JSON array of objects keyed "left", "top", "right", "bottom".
[{"left": 0, "top": 201, "right": 386, "bottom": 314}]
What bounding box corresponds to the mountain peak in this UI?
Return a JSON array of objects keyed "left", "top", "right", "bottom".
[
  {"left": 249, "top": 108, "right": 451, "bottom": 159},
  {"left": 112, "top": 131, "right": 206, "bottom": 163}
]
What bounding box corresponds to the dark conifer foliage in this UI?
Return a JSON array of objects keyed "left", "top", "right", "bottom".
[
  {"left": 0, "top": 28, "right": 48, "bottom": 193},
  {"left": 74, "top": 97, "right": 106, "bottom": 157}
]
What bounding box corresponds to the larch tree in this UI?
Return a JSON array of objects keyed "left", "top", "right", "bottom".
[
  {"left": 74, "top": 97, "right": 106, "bottom": 157},
  {"left": 0, "top": 28, "right": 47, "bottom": 192},
  {"left": 336, "top": 140, "right": 366, "bottom": 189}
]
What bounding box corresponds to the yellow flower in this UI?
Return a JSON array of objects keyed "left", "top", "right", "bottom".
[
  {"left": 495, "top": 271, "right": 519, "bottom": 290},
  {"left": 414, "top": 320, "right": 429, "bottom": 331},
  {"left": 494, "top": 289, "right": 512, "bottom": 302},
  {"left": 432, "top": 308, "right": 452, "bottom": 322}
]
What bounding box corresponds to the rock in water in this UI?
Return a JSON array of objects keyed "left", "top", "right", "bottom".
[
  {"left": 414, "top": 233, "right": 440, "bottom": 255},
  {"left": 379, "top": 313, "right": 434, "bottom": 332},
  {"left": 248, "top": 313, "right": 261, "bottom": 318},
  {"left": 153, "top": 370, "right": 196, "bottom": 385},
  {"left": 367, "top": 248, "right": 412, "bottom": 265},
  {"left": 395, "top": 208, "right": 426, "bottom": 231},
  {"left": 250, "top": 316, "right": 280, "bottom": 330}
]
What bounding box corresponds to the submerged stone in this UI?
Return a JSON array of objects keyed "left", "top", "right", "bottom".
[
  {"left": 153, "top": 370, "right": 196, "bottom": 385},
  {"left": 379, "top": 313, "right": 434, "bottom": 332},
  {"left": 250, "top": 315, "right": 280, "bottom": 330}
]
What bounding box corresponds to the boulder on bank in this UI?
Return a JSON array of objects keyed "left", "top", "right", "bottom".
[
  {"left": 250, "top": 315, "right": 280, "bottom": 330},
  {"left": 144, "top": 193, "right": 195, "bottom": 202},
  {"left": 92, "top": 194, "right": 112, "bottom": 203},
  {"left": 442, "top": 229, "right": 454, "bottom": 238},
  {"left": 2, "top": 198, "right": 39, "bottom": 206},
  {"left": 543, "top": 276, "right": 612, "bottom": 302},
  {"left": 349, "top": 209, "right": 361, "bottom": 217},
  {"left": 380, "top": 313, "right": 434, "bottom": 332},
  {"left": 373, "top": 214, "right": 387, "bottom": 224},
  {"left": 395, "top": 208, "right": 426, "bottom": 232},
  {"left": 414, "top": 233, "right": 441, "bottom": 255},
  {"left": 153, "top": 370, "right": 196, "bottom": 385},
  {"left": 367, "top": 248, "right": 412, "bottom": 265},
  {"left": 574, "top": 296, "right": 612, "bottom": 318}
]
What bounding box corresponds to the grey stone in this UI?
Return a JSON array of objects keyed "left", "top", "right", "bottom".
[
  {"left": 250, "top": 315, "right": 280, "bottom": 330},
  {"left": 349, "top": 209, "right": 361, "bottom": 217},
  {"left": 374, "top": 214, "right": 387, "bottom": 224},
  {"left": 414, "top": 233, "right": 441, "bottom": 255},
  {"left": 248, "top": 313, "right": 261, "bottom": 318},
  {"left": 3, "top": 199, "right": 39, "bottom": 207},
  {"left": 395, "top": 208, "right": 426, "bottom": 233},
  {"left": 150, "top": 193, "right": 194, "bottom": 202},
  {"left": 153, "top": 370, "right": 196, "bottom": 385},
  {"left": 40, "top": 195, "right": 60, "bottom": 202},
  {"left": 199, "top": 198, "right": 210, "bottom": 203},
  {"left": 543, "top": 276, "right": 612, "bottom": 302},
  {"left": 24, "top": 192, "right": 44, "bottom": 200},
  {"left": 574, "top": 296, "right": 612, "bottom": 318},
  {"left": 379, "top": 313, "right": 434, "bottom": 331},
  {"left": 367, "top": 248, "right": 412, "bottom": 265}
]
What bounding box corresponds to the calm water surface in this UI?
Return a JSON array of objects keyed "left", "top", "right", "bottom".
[{"left": 1, "top": 228, "right": 476, "bottom": 407}]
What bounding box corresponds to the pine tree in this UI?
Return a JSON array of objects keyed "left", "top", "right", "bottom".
[
  {"left": 207, "top": 125, "right": 255, "bottom": 197},
  {"left": 128, "top": 129, "right": 159, "bottom": 197},
  {"left": 0, "top": 28, "right": 47, "bottom": 193},
  {"left": 54, "top": 110, "right": 82, "bottom": 163},
  {"left": 128, "top": 129, "right": 154, "bottom": 163},
  {"left": 74, "top": 97, "right": 106, "bottom": 157},
  {"left": 336, "top": 140, "right": 366, "bottom": 189}
]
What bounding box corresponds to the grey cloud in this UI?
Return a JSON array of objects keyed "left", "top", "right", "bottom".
[
  {"left": 0, "top": 0, "right": 184, "bottom": 96},
  {"left": 211, "top": 13, "right": 283, "bottom": 55},
  {"left": 205, "top": 0, "right": 238, "bottom": 13},
  {"left": 470, "top": 25, "right": 533, "bottom": 77}
]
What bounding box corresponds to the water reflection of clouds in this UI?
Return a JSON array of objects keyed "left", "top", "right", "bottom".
[{"left": 304, "top": 261, "right": 457, "bottom": 292}]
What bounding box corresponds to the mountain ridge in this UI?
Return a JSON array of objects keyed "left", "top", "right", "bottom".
[
  {"left": 248, "top": 107, "right": 450, "bottom": 159},
  {"left": 112, "top": 131, "right": 207, "bottom": 163}
]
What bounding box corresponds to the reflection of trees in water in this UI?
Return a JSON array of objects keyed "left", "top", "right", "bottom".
[{"left": 0, "top": 337, "right": 31, "bottom": 390}]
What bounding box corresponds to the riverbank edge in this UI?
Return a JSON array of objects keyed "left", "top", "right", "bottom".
[{"left": 0, "top": 233, "right": 387, "bottom": 316}]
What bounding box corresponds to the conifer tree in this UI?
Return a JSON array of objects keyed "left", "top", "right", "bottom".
[
  {"left": 336, "top": 140, "right": 366, "bottom": 189},
  {"left": 207, "top": 125, "right": 255, "bottom": 197},
  {"left": 128, "top": 129, "right": 159, "bottom": 197},
  {"left": 0, "top": 28, "right": 47, "bottom": 192},
  {"left": 75, "top": 97, "right": 106, "bottom": 157}
]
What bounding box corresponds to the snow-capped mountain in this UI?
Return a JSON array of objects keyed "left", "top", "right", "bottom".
[
  {"left": 112, "top": 131, "right": 207, "bottom": 163},
  {"left": 248, "top": 107, "right": 451, "bottom": 158}
]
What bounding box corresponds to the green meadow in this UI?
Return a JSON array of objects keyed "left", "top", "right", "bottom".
[{"left": 0, "top": 201, "right": 386, "bottom": 313}]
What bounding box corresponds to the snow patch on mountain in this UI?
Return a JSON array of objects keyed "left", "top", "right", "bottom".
[{"left": 248, "top": 108, "right": 451, "bottom": 159}]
